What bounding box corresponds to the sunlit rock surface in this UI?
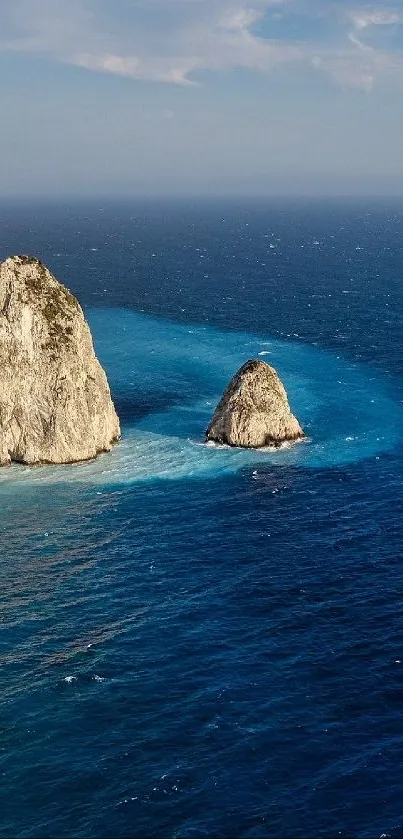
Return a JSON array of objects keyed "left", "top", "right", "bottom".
[
  {"left": 206, "top": 359, "right": 304, "bottom": 448},
  {"left": 0, "top": 255, "right": 120, "bottom": 465}
]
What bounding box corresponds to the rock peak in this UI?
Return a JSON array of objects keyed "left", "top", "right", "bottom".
[
  {"left": 7, "top": 254, "right": 43, "bottom": 266},
  {"left": 0, "top": 255, "right": 120, "bottom": 465},
  {"left": 206, "top": 358, "right": 304, "bottom": 448}
]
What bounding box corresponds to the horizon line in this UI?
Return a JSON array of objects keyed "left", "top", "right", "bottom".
[{"left": 1, "top": 193, "right": 403, "bottom": 203}]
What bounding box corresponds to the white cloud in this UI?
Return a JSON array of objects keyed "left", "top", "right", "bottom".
[
  {"left": 1, "top": 0, "right": 403, "bottom": 90},
  {"left": 347, "top": 5, "right": 403, "bottom": 52},
  {"left": 351, "top": 8, "right": 403, "bottom": 30},
  {"left": 0, "top": 0, "right": 291, "bottom": 85}
]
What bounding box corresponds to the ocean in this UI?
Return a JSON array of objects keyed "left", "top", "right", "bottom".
[{"left": 1, "top": 199, "right": 403, "bottom": 838}]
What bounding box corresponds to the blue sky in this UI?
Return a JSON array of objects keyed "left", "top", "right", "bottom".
[{"left": 1, "top": 0, "right": 403, "bottom": 196}]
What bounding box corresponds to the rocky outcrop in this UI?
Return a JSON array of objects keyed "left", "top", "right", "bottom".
[
  {"left": 0, "top": 255, "right": 120, "bottom": 465},
  {"left": 206, "top": 359, "right": 303, "bottom": 448}
]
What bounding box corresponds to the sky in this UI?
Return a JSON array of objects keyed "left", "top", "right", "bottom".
[{"left": 1, "top": 0, "right": 403, "bottom": 197}]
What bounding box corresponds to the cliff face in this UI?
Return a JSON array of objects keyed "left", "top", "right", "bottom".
[
  {"left": 206, "top": 359, "right": 303, "bottom": 448},
  {"left": 0, "top": 255, "right": 120, "bottom": 465}
]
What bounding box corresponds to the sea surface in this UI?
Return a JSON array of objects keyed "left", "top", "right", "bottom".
[{"left": 1, "top": 199, "right": 403, "bottom": 838}]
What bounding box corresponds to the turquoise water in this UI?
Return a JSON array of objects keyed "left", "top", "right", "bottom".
[{"left": 1, "top": 307, "right": 402, "bottom": 491}]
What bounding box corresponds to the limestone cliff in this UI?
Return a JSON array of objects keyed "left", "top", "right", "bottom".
[
  {"left": 206, "top": 359, "right": 303, "bottom": 448},
  {"left": 0, "top": 255, "right": 120, "bottom": 465}
]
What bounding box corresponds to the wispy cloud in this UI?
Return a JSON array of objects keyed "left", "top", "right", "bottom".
[
  {"left": 350, "top": 8, "right": 403, "bottom": 30},
  {"left": 329, "top": 3, "right": 403, "bottom": 88},
  {"left": 348, "top": 5, "right": 403, "bottom": 52},
  {"left": 1, "top": 0, "right": 403, "bottom": 89}
]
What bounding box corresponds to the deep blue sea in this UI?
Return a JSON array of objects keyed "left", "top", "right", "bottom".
[{"left": 1, "top": 199, "right": 403, "bottom": 839}]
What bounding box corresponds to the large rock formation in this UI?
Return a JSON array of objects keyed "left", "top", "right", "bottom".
[
  {"left": 0, "top": 255, "right": 120, "bottom": 465},
  {"left": 206, "top": 359, "right": 303, "bottom": 448}
]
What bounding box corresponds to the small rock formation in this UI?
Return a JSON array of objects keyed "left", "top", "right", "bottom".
[
  {"left": 206, "top": 359, "right": 303, "bottom": 448},
  {"left": 0, "top": 255, "right": 120, "bottom": 465}
]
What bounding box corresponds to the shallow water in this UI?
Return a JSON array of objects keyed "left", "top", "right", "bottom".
[
  {"left": 1, "top": 307, "right": 402, "bottom": 491},
  {"left": 1, "top": 200, "right": 403, "bottom": 839}
]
